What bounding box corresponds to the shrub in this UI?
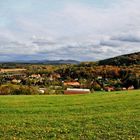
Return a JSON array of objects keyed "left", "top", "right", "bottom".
[
  {"left": 0, "top": 84, "right": 39, "bottom": 95},
  {"left": 0, "top": 85, "right": 14, "bottom": 95},
  {"left": 11, "top": 86, "right": 39, "bottom": 95}
]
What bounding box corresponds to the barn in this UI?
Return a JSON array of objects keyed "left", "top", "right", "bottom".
[{"left": 64, "top": 88, "right": 90, "bottom": 95}]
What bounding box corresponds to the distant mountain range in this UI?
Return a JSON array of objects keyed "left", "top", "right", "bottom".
[
  {"left": 0, "top": 60, "right": 80, "bottom": 65},
  {"left": 1, "top": 52, "right": 140, "bottom": 66},
  {"left": 99, "top": 52, "right": 140, "bottom": 66},
  {"left": 30, "top": 60, "right": 80, "bottom": 65}
]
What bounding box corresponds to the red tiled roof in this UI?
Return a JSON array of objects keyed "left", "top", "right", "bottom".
[{"left": 64, "top": 82, "right": 80, "bottom": 86}]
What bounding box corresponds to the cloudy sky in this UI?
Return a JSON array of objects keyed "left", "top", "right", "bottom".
[{"left": 0, "top": 0, "right": 140, "bottom": 61}]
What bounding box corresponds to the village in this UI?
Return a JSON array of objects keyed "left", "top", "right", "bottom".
[{"left": 0, "top": 64, "right": 139, "bottom": 95}]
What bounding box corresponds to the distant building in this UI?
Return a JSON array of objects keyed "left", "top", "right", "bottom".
[
  {"left": 128, "top": 85, "right": 134, "bottom": 90},
  {"left": 30, "top": 74, "right": 41, "bottom": 79},
  {"left": 64, "top": 82, "right": 80, "bottom": 87},
  {"left": 0, "top": 68, "right": 26, "bottom": 73},
  {"left": 122, "top": 87, "right": 127, "bottom": 90},
  {"left": 104, "top": 86, "right": 115, "bottom": 92},
  {"left": 11, "top": 79, "right": 21, "bottom": 84},
  {"left": 97, "top": 76, "right": 103, "bottom": 79},
  {"left": 49, "top": 73, "right": 61, "bottom": 81},
  {"left": 64, "top": 88, "right": 90, "bottom": 95},
  {"left": 38, "top": 88, "right": 46, "bottom": 94}
]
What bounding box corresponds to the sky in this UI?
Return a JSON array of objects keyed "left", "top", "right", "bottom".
[{"left": 0, "top": 0, "right": 140, "bottom": 61}]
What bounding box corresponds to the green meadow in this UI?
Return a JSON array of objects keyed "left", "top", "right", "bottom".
[{"left": 0, "top": 90, "right": 140, "bottom": 140}]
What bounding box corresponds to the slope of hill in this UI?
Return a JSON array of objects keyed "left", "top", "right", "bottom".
[{"left": 99, "top": 52, "right": 140, "bottom": 66}]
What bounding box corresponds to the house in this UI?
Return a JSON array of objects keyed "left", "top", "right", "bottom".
[
  {"left": 104, "top": 86, "right": 115, "bottom": 92},
  {"left": 63, "top": 82, "right": 80, "bottom": 87},
  {"left": 64, "top": 88, "right": 90, "bottom": 95},
  {"left": 97, "top": 76, "right": 103, "bottom": 79},
  {"left": 30, "top": 74, "right": 41, "bottom": 79},
  {"left": 11, "top": 79, "right": 21, "bottom": 84},
  {"left": 49, "top": 73, "right": 61, "bottom": 81},
  {"left": 38, "top": 88, "right": 46, "bottom": 94},
  {"left": 122, "top": 87, "right": 127, "bottom": 90},
  {"left": 128, "top": 85, "right": 134, "bottom": 90}
]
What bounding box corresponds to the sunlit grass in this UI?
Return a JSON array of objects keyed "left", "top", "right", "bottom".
[{"left": 0, "top": 90, "right": 140, "bottom": 139}]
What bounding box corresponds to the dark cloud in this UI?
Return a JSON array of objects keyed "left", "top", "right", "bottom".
[
  {"left": 111, "top": 34, "right": 140, "bottom": 43},
  {"left": 99, "top": 40, "right": 121, "bottom": 47}
]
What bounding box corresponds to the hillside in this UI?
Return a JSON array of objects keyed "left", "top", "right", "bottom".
[{"left": 98, "top": 52, "right": 140, "bottom": 66}]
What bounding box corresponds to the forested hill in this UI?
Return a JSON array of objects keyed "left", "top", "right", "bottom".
[{"left": 98, "top": 52, "right": 140, "bottom": 66}]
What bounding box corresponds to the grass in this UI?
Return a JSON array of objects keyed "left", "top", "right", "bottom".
[{"left": 0, "top": 90, "right": 140, "bottom": 140}]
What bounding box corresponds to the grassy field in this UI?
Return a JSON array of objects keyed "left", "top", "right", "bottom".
[{"left": 0, "top": 90, "right": 140, "bottom": 140}]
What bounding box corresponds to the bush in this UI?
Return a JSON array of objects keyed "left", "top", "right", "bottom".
[
  {"left": 0, "top": 85, "right": 39, "bottom": 95},
  {"left": 92, "top": 82, "right": 102, "bottom": 91},
  {"left": 11, "top": 86, "right": 39, "bottom": 95},
  {"left": 0, "top": 85, "right": 14, "bottom": 95}
]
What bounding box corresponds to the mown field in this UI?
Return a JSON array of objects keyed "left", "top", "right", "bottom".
[{"left": 0, "top": 90, "right": 140, "bottom": 140}]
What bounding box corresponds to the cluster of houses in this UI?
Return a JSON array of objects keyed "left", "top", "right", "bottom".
[{"left": 0, "top": 68, "right": 136, "bottom": 95}]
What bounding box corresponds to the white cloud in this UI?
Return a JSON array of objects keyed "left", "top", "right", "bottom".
[{"left": 0, "top": 0, "right": 140, "bottom": 61}]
